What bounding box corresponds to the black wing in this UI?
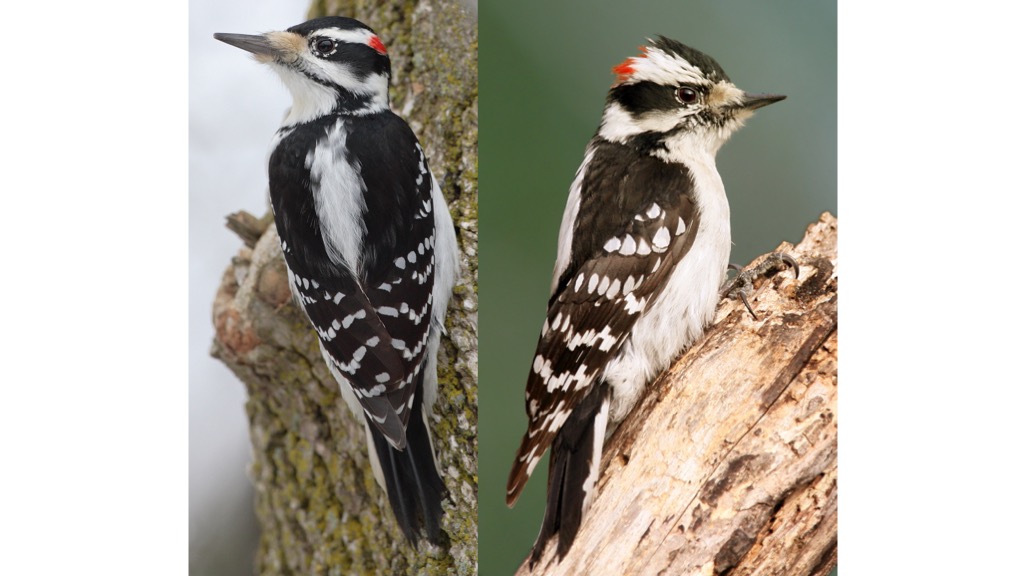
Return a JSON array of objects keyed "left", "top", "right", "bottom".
[
  {"left": 270, "top": 112, "right": 438, "bottom": 449},
  {"left": 508, "top": 139, "right": 700, "bottom": 503}
]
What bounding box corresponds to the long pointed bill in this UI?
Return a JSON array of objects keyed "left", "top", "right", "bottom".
[
  {"left": 213, "top": 33, "right": 277, "bottom": 57},
  {"left": 736, "top": 92, "right": 787, "bottom": 111},
  {"left": 214, "top": 31, "right": 304, "bottom": 64}
]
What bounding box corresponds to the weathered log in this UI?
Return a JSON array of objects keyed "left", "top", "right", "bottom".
[
  {"left": 210, "top": 1, "right": 478, "bottom": 574},
  {"left": 520, "top": 213, "right": 838, "bottom": 576}
]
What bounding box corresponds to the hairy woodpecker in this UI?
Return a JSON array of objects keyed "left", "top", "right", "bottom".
[
  {"left": 506, "top": 37, "right": 785, "bottom": 565},
  {"left": 214, "top": 17, "right": 459, "bottom": 545}
]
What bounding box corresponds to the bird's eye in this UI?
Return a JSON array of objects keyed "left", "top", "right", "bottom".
[
  {"left": 313, "top": 38, "right": 335, "bottom": 55},
  {"left": 676, "top": 86, "right": 699, "bottom": 105}
]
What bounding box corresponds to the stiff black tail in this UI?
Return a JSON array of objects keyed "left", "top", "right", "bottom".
[
  {"left": 369, "top": 376, "right": 447, "bottom": 546},
  {"left": 530, "top": 385, "right": 610, "bottom": 567}
]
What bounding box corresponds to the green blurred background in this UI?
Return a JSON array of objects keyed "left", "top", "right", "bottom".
[{"left": 478, "top": 0, "right": 837, "bottom": 572}]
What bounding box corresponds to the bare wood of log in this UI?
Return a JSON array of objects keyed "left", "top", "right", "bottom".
[
  {"left": 519, "top": 212, "right": 838, "bottom": 576},
  {"left": 225, "top": 210, "right": 273, "bottom": 249}
]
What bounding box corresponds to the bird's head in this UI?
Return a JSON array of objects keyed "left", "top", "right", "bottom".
[
  {"left": 215, "top": 17, "right": 391, "bottom": 123},
  {"left": 600, "top": 37, "right": 784, "bottom": 158}
]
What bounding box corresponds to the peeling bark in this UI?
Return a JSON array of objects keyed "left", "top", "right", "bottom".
[
  {"left": 520, "top": 213, "right": 838, "bottom": 576},
  {"left": 210, "top": 1, "right": 477, "bottom": 574}
]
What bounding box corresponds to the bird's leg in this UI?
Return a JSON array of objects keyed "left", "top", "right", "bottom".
[{"left": 721, "top": 252, "right": 799, "bottom": 320}]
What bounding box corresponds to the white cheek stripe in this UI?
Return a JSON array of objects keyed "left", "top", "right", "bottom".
[{"left": 315, "top": 28, "right": 379, "bottom": 47}]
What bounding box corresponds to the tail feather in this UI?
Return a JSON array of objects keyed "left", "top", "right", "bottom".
[
  {"left": 530, "top": 385, "right": 610, "bottom": 567},
  {"left": 369, "top": 373, "right": 446, "bottom": 545}
]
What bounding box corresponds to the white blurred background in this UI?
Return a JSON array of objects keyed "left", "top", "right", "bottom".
[{"left": 189, "top": 1, "right": 307, "bottom": 573}]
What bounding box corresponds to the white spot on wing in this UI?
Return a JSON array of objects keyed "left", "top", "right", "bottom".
[
  {"left": 624, "top": 293, "right": 647, "bottom": 314},
  {"left": 620, "top": 235, "right": 637, "bottom": 256},
  {"left": 653, "top": 227, "right": 671, "bottom": 250},
  {"left": 607, "top": 278, "right": 621, "bottom": 298}
]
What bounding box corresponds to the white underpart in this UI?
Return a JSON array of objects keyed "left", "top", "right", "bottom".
[
  {"left": 272, "top": 63, "right": 340, "bottom": 126},
  {"left": 552, "top": 146, "right": 595, "bottom": 293},
  {"left": 425, "top": 171, "right": 459, "bottom": 411},
  {"left": 603, "top": 139, "right": 732, "bottom": 423},
  {"left": 656, "top": 115, "right": 738, "bottom": 162},
  {"left": 306, "top": 119, "right": 367, "bottom": 272}
]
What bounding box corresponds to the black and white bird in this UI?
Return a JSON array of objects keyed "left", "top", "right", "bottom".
[
  {"left": 506, "top": 37, "right": 785, "bottom": 565},
  {"left": 214, "top": 17, "right": 459, "bottom": 545}
]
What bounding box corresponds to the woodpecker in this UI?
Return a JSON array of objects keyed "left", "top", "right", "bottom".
[
  {"left": 214, "top": 17, "right": 459, "bottom": 545},
  {"left": 506, "top": 37, "right": 786, "bottom": 566}
]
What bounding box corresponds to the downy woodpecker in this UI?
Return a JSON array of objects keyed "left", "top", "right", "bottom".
[
  {"left": 506, "top": 37, "right": 785, "bottom": 565},
  {"left": 215, "top": 17, "right": 459, "bottom": 545}
]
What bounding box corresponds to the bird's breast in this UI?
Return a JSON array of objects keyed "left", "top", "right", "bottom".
[{"left": 603, "top": 154, "right": 731, "bottom": 423}]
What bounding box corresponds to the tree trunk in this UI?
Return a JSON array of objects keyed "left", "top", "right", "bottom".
[
  {"left": 520, "top": 213, "right": 838, "bottom": 576},
  {"left": 210, "top": 1, "right": 478, "bottom": 574}
]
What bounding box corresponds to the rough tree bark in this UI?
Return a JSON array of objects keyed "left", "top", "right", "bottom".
[
  {"left": 520, "top": 213, "right": 838, "bottom": 576},
  {"left": 210, "top": 1, "right": 478, "bottom": 574}
]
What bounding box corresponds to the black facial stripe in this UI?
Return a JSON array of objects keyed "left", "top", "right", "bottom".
[
  {"left": 626, "top": 127, "right": 686, "bottom": 155},
  {"left": 608, "top": 81, "right": 684, "bottom": 116},
  {"left": 324, "top": 42, "right": 390, "bottom": 80},
  {"left": 295, "top": 63, "right": 337, "bottom": 89}
]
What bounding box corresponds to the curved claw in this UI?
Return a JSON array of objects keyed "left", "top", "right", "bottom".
[
  {"left": 778, "top": 253, "right": 800, "bottom": 280},
  {"left": 738, "top": 289, "right": 758, "bottom": 321},
  {"left": 728, "top": 263, "right": 744, "bottom": 273}
]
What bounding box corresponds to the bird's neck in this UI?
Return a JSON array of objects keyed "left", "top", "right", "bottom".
[
  {"left": 278, "top": 71, "right": 390, "bottom": 126},
  {"left": 282, "top": 91, "right": 389, "bottom": 127}
]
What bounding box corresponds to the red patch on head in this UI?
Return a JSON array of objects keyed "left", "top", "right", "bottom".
[
  {"left": 368, "top": 35, "right": 387, "bottom": 55},
  {"left": 612, "top": 46, "right": 650, "bottom": 85},
  {"left": 612, "top": 58, "right": 636, "bottom": 83}
]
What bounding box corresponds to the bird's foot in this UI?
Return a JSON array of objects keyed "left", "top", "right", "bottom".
[{"left": 721, "top": 252, "right": 799, "bottom": 320}]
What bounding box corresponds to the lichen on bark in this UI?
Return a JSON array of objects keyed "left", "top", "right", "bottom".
[{"left": 211, "top": 1, "right": 478, "bottom": 574}]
